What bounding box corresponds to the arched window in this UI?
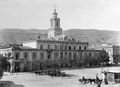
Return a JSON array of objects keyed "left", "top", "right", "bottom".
[
  {"left": 54, "top": 45, "right": 57, "bottom": 50},
  {"left": 79, "top": 46, "right": 81, "bottom": 50},
  {"left": 60, "top": 45, "right": 63, "bottom": 50},
  {"left": 40, "top": 44, "right": 43, "bottom": 50},
  {"left": 48, "top": 45, "right": 50, "bottom": 50},
  {"left": 69, "top": 46, "right": 71, "bottom": 50}
]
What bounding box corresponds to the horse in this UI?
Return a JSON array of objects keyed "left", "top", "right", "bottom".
[
  {"left": 78, "top": 76, "right": 102, "bottom": 84},
  {"left": 78, "top": 76, "right": 89, "bottom": 84}
]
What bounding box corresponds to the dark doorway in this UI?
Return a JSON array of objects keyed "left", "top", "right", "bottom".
[{"left": 14, "top": 62, "right": 20, "bottom": 72}]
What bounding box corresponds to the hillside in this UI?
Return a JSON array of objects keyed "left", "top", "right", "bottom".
[
  {"left": 63, "top": 29, "right": 120, "bottom": 48},
  {"left": 0, "top": 29, "right": 47, "bottom": 44},
  {"left": 0, "top": 29, "right": 119, "bottom": 48}
]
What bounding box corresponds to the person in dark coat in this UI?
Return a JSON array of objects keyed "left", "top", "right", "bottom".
[
  {"left": 96, "top": 74, "right": 100, "bottom": 84},
  {"left": 97, "top": 82, "right": 101, "bottom": 87}
]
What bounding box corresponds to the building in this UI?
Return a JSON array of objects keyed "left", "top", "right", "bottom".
[
  {"left": 102, "top": 67, "right": 120, "bottom": 83},
  {"left": 102, "top": 44, "right": 120, "bottom": 64},
  {"left": 0, "top": 9, "right": 109, "bottom": 72},
  {"left": 102, "top": 44, "right": 113, "bottom": 64},
  {"left": 113, "top": 45, "right": 120, "bottom": 64}
]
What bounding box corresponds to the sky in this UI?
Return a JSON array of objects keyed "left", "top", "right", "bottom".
[{"left": 0, "top": 0, "right": 120, "bottom": 31}]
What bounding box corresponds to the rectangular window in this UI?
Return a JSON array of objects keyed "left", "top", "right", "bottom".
[
  {"left": 32, "top": 52, "right": 37, "bottom": 60},
  {"left": 15, "top": 52, "right": 20, "bottom": 60},
  {"left": 84, "top": 46, "right": 87, "bottom": 50},
  {"left": 56, "top": 21, "right": 59, "bottom": 26},
  {"left": 64, "top": 52, "right": 67, "bottom": 58},
  {"left": 24, "top": 52, "right": 28, "bottom": 59},
  {"left": 39, "top": 52, "right": 44, "bottom": 60},
  {"left": 54, "top": 52, "right": 58, "bottom": 60}
]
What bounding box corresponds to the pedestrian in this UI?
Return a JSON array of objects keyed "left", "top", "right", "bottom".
[
  {"left": 104, "top": 78, "right": 108, "bottom": 85},
  {"left": 96, "top": 74, "right": 100, "bottom": 84},
  {"left": 97, "top": 82, "right": 101, "bottom": 87}
]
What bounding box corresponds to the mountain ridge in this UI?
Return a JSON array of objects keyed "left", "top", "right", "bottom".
[{"left": 0, "top": 29, "right": 119, "bottom": 49}]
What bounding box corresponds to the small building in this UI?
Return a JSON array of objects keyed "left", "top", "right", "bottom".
[{"left": 102, "top": 67, "right": 120, "bottom": 83}]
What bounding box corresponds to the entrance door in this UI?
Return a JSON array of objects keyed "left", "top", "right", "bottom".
[{"left": 14, "top": 62, "right": 20, "bottom": 72}]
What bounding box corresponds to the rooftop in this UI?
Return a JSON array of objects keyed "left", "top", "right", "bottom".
[{"left": 102, "top": 67, "right": 120, "bottom": 73}]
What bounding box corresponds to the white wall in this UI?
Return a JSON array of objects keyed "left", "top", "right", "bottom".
[{"left": 23, "top": 41, "right": 37, "bottom": 48}]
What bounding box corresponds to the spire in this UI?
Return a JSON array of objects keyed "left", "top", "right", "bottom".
[
  {"left": 53, "top": 5, "right": 57, "bottom": 13},
  {"left": 54, "top": 9, "right": 56, "bottom": 13}
]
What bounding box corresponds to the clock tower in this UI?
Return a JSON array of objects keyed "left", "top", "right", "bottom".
[{"left": 48, "top": 9, "right": 62, "bottom": 38}]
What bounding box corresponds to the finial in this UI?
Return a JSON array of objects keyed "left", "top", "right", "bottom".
[
  {"left": 52, "top": 4, "right": 57, "bottom": 13},
  {"left": 54, "top": 9, "right": 56, "bottom": 13}
]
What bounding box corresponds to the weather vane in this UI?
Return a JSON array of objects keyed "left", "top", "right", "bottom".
[{"left": 52, "top": 4, "right": 58, "bottom": 10}]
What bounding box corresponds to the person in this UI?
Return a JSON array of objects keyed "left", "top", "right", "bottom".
[
  {"left": 104, "top": 78, "right": 108, "bottom": 85},
  {"left": 97, "top": 82, "right": 101, "bottom": 87},
  {"left": 82, "top": 76, "right": 86, "bottom": 84},
  {"left": 102, "top": 72, "right": 108, "bottom": 85},
  {"left": 96, "top": 74, "right": 99, "bottom": 79},
  {"left": 96, "top": 74, "right": 100, "bottom": 84},
  {"left": 0, "top": 68, "right": 3, "bottom": 79},
  {"left": 82, "top": 76, "right": 85, "bottom": 80}
]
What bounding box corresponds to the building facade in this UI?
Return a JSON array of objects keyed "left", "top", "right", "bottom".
[
  {"left": 102, "top": 44, "right": 120, "bottom": 64},
  {"left": 102, "top": 44, "right": 113, "bottom": 64},
  {"left": 0, "top": 9, "right": 109, "bottom": 72},
  {"left": 113, "top": 45, "right": 120, "bottom": 64}
]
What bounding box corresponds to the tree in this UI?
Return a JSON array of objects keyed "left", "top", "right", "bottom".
[
  {"left": 0, "top": 55, "right": 9, "bottom": 79},
  {"left": 100, "top": 51, "right": 109, "bottom": 66},
  {"left": 7, "top": 52, "right": 14, "bottom": 74}
]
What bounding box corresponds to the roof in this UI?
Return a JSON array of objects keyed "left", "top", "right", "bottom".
[{"left": 103, "top": 67, "right": 120, "bottom": 73}]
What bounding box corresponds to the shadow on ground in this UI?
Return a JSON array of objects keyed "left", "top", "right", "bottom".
[
  {"left": 64, "top": 74, "right": 77, "bottom": 77},
  {"left": 0, "top": 81, "right": 26, "bottom": 87}
]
